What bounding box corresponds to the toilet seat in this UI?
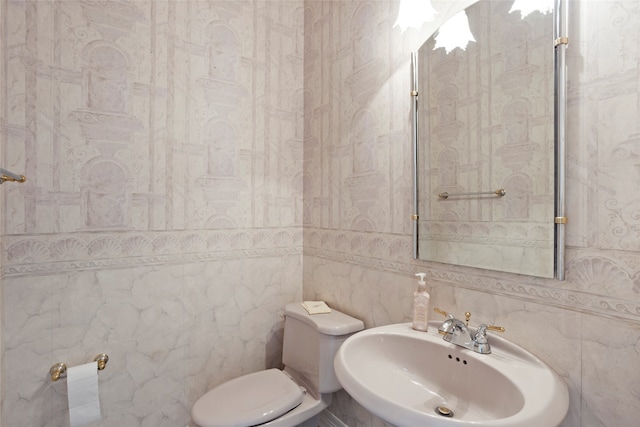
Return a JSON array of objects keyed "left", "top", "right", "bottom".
[{"left": 191, "top": 368, "right": 304, "bottom": 427}]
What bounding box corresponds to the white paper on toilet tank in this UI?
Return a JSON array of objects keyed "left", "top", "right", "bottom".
[
  {"left": 67, "top": 361, "right": 102, "bottom": 427},
  {"left": 301, "top": 301, "right": 331, "bottom": 314}
]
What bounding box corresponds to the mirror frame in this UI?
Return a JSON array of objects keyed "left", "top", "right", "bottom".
[{"left": 411, "top": 0, "right": 567, "bottom": 280}]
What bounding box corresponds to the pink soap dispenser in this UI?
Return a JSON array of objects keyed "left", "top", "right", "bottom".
[{"left": 412, "top": 272, "right": 430, "bottom": 331}]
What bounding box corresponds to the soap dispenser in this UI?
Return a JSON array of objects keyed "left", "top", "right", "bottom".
[{"left": 412, "top": 272, "right": 430, "bottom": 331}]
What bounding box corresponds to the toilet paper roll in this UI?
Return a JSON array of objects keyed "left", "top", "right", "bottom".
[{"left": 67, "top": 361, "right": 102, "bottom": 427}]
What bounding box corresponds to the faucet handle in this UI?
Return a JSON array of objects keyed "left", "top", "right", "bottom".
[
  {"left": 433, "top": 307, "right": 449, "bottom": 317},
  {"left": 433, "top": 307, "right": 455, "bottom": 335},
  {"left": 472, "top": 324, "right": 503, "bottom": 354},
  {"left": 474, "top": 324, "right": 506, "bottom": 344},
  {"left": 463, "top": 311, "right": 504, "bottom": 333}
]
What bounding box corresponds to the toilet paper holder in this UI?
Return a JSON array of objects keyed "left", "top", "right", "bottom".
[{"left": 50, "top": 353, "right": 109, "bottom": 382}]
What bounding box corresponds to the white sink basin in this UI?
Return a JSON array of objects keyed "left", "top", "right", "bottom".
[{"left": 334, "top": 322, "right": 569, "bottom": 427}]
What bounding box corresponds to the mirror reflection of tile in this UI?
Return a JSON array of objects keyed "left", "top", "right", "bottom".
[{"left": 417, "top": 0, "right": 556, "bottom": 278}]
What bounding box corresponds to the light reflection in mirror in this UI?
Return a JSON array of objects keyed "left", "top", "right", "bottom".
[
  {"left": 394, "top": 0, "right": 437, "bottom": 32},
  {"left": 413, "top": 0, "right": 561, "bottom": 278},
  {"left": 434, "top": 10, "right": 475, "bottom": 53},
  {"left": 396, "top": 0, "right": 555, "bottom": 53},
  {"left": 509, "top": 0, "right": 554, "bottom": 18}
]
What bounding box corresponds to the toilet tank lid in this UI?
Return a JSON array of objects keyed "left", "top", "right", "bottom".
[{"left": 285, "top": 303, "right": 364, "bottom": 335}]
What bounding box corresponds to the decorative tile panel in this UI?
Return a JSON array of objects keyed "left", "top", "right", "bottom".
[{"left": 1, "top": 0, "right": 303, "bottom": 425}]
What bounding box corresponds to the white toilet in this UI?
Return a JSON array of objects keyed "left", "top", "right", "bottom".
[{"left": 191, "top": 302, "right": 364, "bottom": 427}]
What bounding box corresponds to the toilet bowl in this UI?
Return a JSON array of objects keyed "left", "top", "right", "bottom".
[{"left": 191, "top": 303, "right": 364, "bottom": 427}]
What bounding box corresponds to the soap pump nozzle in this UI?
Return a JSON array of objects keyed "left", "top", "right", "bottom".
[{"left": 415, "top": 272, "right": 427, "bottom": 289}]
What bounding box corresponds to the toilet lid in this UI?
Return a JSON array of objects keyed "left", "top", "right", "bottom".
[{"left": 191, "top": 368, "right": 304, "bottom": 427}]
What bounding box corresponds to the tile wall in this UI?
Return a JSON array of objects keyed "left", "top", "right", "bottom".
[
  {"left": 1, "top": 1, "right": 639, "bottom": 427},
  {"left": 1, "top": 1, "right": 303, "bottom": 425},
  {"left": 303, "top": 1, "right": 640, "bottom": 426}
]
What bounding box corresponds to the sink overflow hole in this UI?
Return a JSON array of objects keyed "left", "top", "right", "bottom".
[{"left": 435, "top": 406, "right": 454, "bottom": 418}]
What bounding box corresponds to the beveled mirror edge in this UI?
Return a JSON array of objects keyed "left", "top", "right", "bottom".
[
  {"left": 554, "top": 0, "right": 568, "bottom": 280},
  {"left": 410, "top": 0, "right": 567, "bottom": 280},
  {"left": 411, "top": 52, "right": 419, "bottom": 260}
]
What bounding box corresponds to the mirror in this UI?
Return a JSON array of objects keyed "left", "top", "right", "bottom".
[{"left": 411, "top": 0, "right": 566, "bottom": 279}]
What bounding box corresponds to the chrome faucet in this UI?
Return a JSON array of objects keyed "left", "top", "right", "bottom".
[{"left": 433, "top": 308, "right": 505, "bottom": 354}]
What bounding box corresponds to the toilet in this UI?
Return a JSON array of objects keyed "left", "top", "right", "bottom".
[{"left": 191, "top": 302, "right": 364, "bottom": 427}]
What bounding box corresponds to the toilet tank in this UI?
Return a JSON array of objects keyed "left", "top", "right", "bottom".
[{"left": 282, "top": 303, "right": 364, "bottom": 394}]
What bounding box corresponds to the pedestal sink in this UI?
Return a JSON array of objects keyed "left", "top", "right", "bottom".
[{"left": 334, "top": 322, "right": 569, "bottom": 427}]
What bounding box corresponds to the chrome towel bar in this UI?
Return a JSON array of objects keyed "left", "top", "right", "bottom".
[{"left": 438, "top": 189, "right": 505, "bottom": 199}]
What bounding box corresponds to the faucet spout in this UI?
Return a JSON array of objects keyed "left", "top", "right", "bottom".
[
  {"left": 442, "top": 318, "right": 475, "bottom": 349},
  {"left": 438, "top": 313, "right": 456, "bottom": 335},
  {"left": 438, "top": 311, "right": 504, "bottom": 354}
]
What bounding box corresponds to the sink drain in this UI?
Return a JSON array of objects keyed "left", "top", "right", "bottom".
[{"left": 435, "top": 406, "right": 454, "bottom": 417}]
